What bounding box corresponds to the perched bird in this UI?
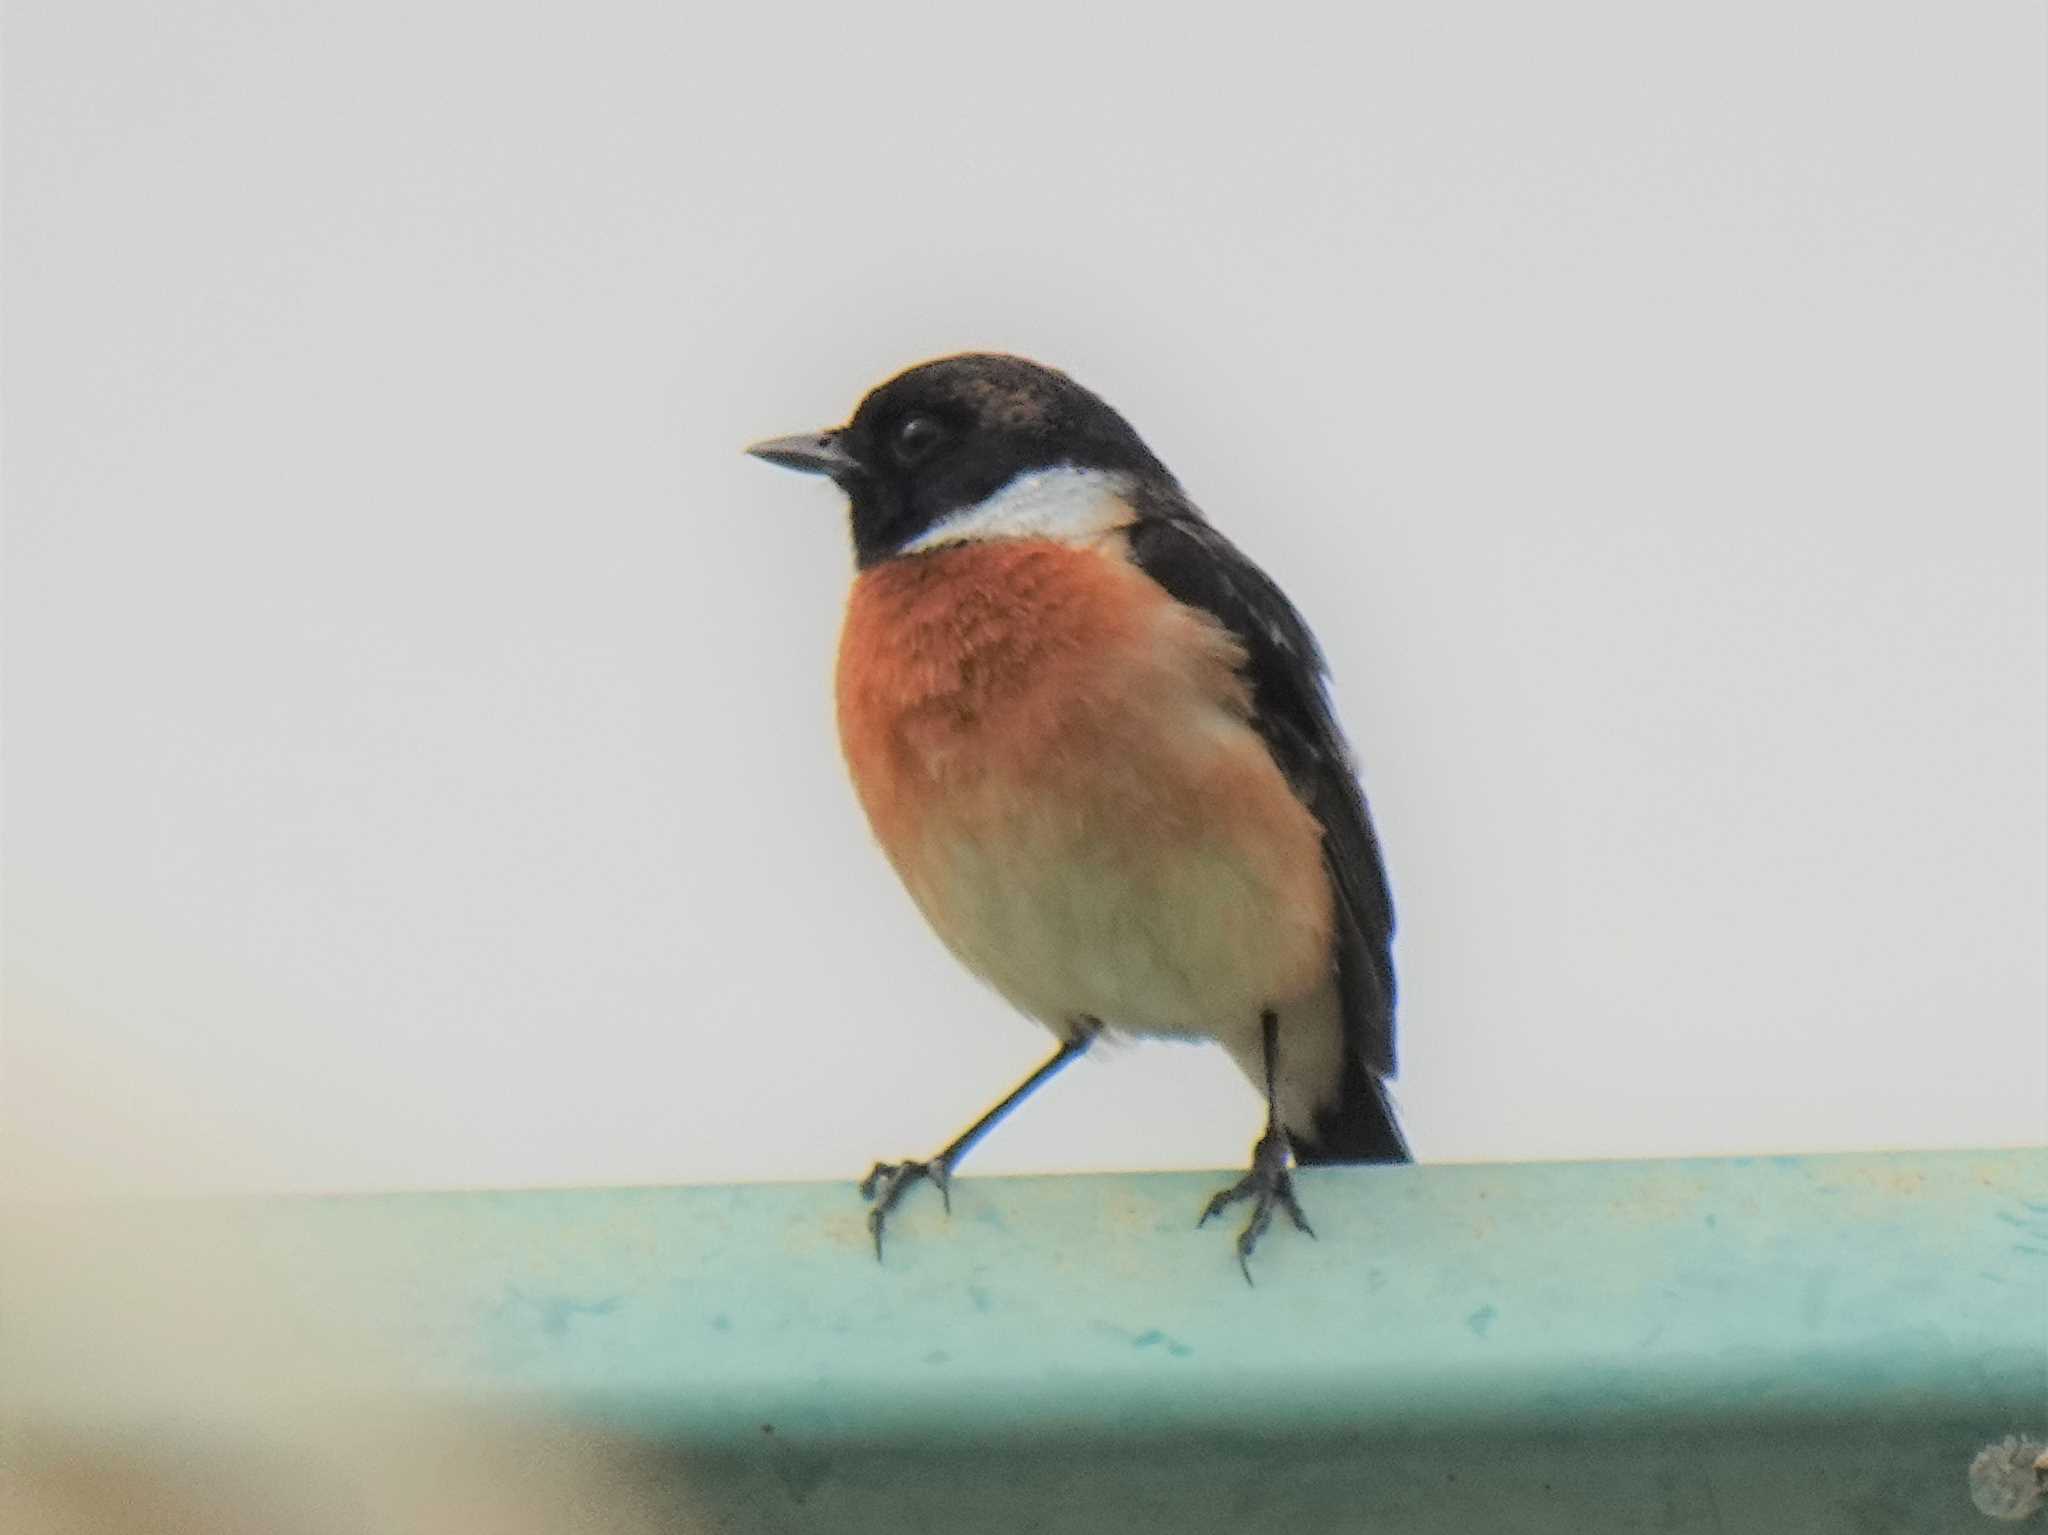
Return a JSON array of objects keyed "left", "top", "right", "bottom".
[{"left": 748, "top": 354, "right": 1408, "bottom": 1277}]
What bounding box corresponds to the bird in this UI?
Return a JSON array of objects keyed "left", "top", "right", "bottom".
[{"left": 747, "top": 353, "right": 1408, "bottom": 1278}]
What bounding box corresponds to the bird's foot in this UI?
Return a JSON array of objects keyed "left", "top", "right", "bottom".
[
  {"left": 1198, "top": 1128, "right": 1315, "bottom": 1283},
  {"left": 858, "top": 1156, "right": 953, "bottom": 1261}
]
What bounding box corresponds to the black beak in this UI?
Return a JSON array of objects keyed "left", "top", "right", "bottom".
[{"left": 745, "top": 430, "right": 859, "bottom": 479}]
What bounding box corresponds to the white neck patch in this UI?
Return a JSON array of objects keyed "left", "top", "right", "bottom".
[{"left": 902, "top": 466, "right": 1135, "bottom": 554}]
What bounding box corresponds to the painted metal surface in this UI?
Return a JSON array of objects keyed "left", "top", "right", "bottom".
[{"left": 10, "top": 1149, "right": 2045, "bottom": 1531}]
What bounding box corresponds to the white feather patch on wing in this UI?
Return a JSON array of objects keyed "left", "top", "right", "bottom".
[{"left": 903, "top": 466, "right": 1136, "bottom": 553}]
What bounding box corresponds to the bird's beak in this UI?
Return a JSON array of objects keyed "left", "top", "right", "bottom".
[{"left": 744, "top": 430, "right": 858, "bottom": 479}]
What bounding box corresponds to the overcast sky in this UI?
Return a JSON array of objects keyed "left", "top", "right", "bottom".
[{"left": 7, "top": 3, "right": 2043, "bottom": 1196}]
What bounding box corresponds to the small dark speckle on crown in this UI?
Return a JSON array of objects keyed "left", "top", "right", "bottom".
[
  {"left": 944, "top": 361, "right": 1059, "bottom": 430},
  {"left": 866, "top": 353, "right": 1072, "bottom": 433}
]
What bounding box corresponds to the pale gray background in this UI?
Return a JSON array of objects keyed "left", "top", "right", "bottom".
[{"left": 7, "top": 3, "right": 2044, "bottom": 1196}]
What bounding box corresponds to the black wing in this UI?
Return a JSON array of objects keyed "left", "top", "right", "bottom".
[{"left": 1125, "top": 506, "right": 1398, "bottom": 1079}]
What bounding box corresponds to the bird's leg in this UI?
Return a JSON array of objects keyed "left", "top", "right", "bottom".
[
  {"left": 1198, "top": 1010, "right": 1315, "bottom": 1282},
  {"left": 861, "top": 1020, "right": 1098, "bottom": 1261}
]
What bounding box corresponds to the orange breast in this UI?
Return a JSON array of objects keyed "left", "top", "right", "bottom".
[{"left": 835, "top": 539, "right": 1334, "bottom": 1037}]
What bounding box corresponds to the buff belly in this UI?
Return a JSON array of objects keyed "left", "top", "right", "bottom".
[
  {"left": 836, "top": 537, "right": 1340, "bottom": 1095},
  {"left": 910, "top": 779, "right": 1308, "bottom": 1040}
]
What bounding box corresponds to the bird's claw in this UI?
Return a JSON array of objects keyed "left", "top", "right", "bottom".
[
  {"left": 859, "top": 1157, "right": 952, "bottom": 1260},
  {"left": 1197, "top": 1130, "right": 1315, "bottom": 1283}
]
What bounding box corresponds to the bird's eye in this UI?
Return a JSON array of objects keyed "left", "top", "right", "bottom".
[{"left": 891, "top": 413, "right": 946, "bottom": 466}]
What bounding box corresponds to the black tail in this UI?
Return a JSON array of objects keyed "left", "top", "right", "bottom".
[{"left": 1294, "top": 1053, "right": 1410, "bottom": 1165}]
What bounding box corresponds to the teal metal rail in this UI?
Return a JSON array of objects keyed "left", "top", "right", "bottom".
[{"left": 7, "top": 1149, "right": 2045, "bottom": 1531}]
